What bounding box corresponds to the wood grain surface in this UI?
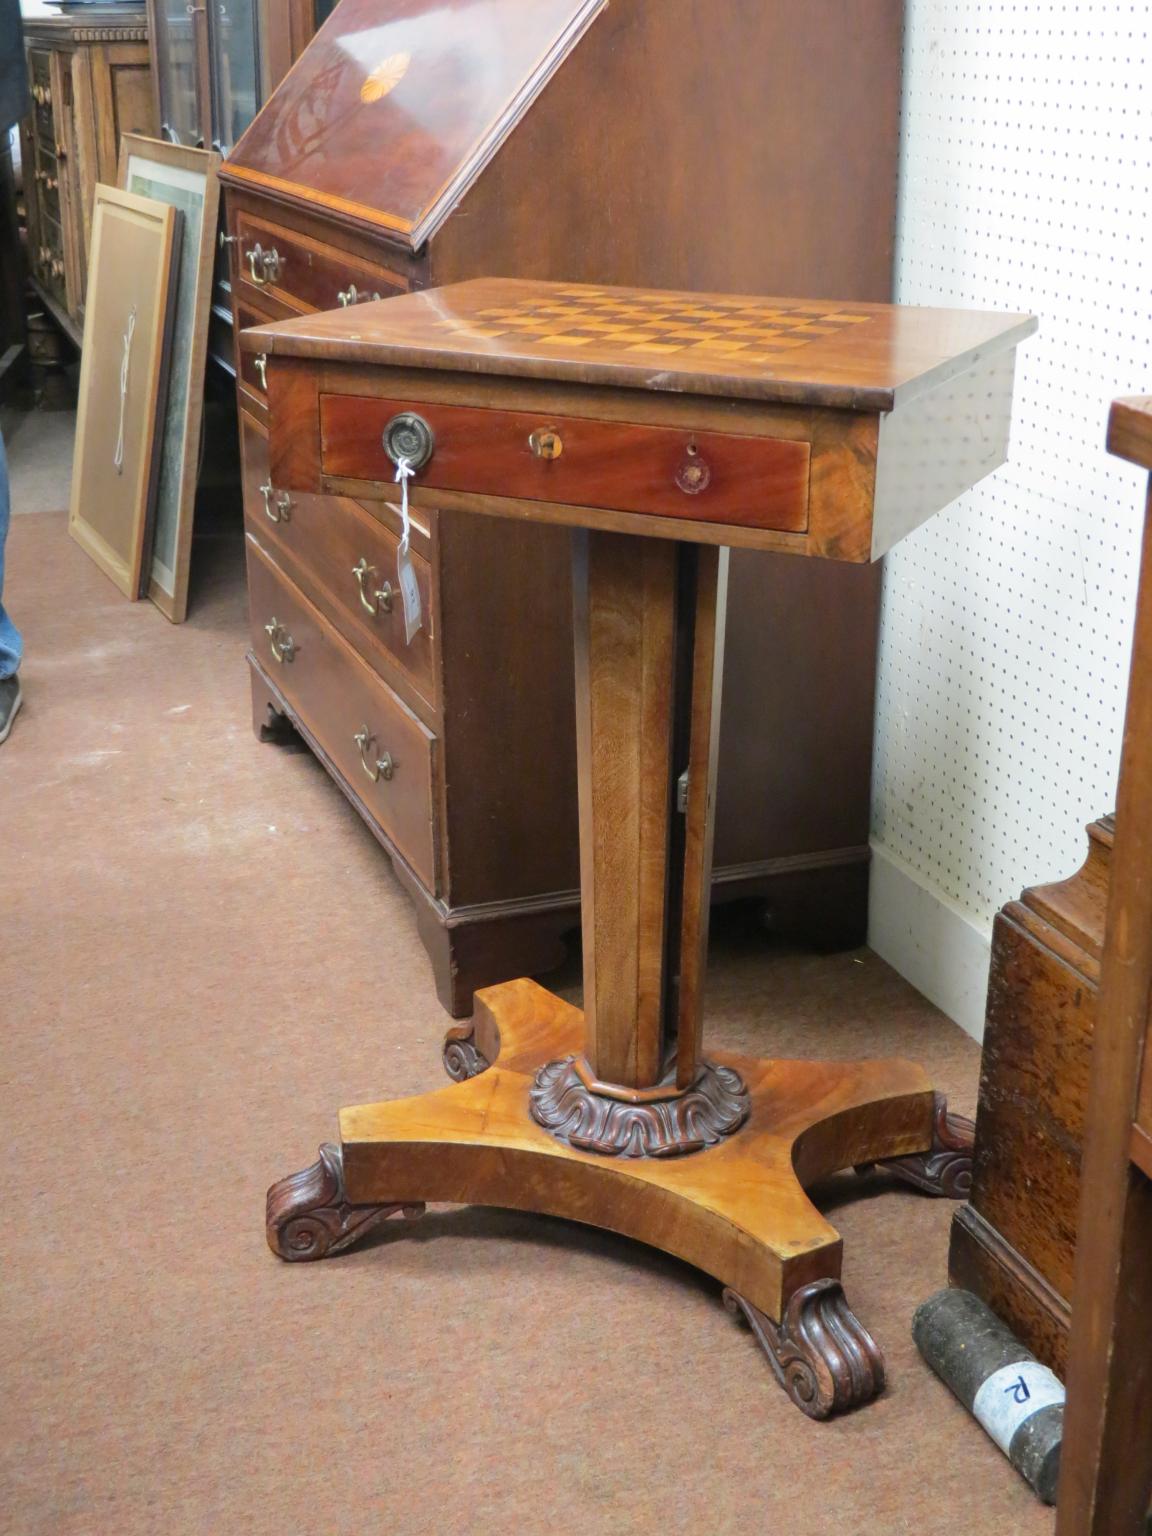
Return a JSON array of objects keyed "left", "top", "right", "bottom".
[
  {"left": 244, "top": 276, "right": 1036, "bottom": 412},
  {"left": 318, "top": 392, "right": 811, "bottom": 531},
  {"left": 1058, "top": 403, "right": 1152, "bottom": 1534},
  {"left": 337, "top": 977, "right": 937, "bottom": 1322}
]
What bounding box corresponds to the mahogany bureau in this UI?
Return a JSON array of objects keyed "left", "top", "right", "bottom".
[
  {"left": 216, "top": 0, "right": 905, "bottom": 1015},
  {"left": 249, "top": 277, "right": 1036, "bottom": 1418}
]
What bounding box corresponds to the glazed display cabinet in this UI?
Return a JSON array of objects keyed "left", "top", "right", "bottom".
[
  {"left": 147, "top": 0, "right": 335, "bottom": 152},
  {"left": 21, "top": 10, "right": 156, "bottom": 344}
]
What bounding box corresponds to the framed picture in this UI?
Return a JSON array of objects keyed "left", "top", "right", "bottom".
[
  {"left": 69, "top": 185, "right": 181, "bottom": 600},
  {"left": 118, "top": 135, "right": 222, "bottom": 623}
]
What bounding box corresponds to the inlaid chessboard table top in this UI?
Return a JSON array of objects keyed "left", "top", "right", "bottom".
[{"left": 244, "top": 277, "right": 1036, "bottom": 412}]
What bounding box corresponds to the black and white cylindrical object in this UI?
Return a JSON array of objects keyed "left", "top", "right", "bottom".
[{"left": 913, "top": 1288, "right": 1065, "bottom": 1504}]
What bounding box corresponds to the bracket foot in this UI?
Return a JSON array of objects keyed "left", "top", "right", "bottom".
[
  {"left": 869, "top": 1092, "right": 975, "bottom": 1198},
  {"left": 266, "top": 1143, "right": 424, "bottom": 1261},
  {"left": 724, "top": 1279, "right": 886, "bottom": 1419},
  {"left": 442, "top": 1023, "right": 492, "bottom": 1082}
]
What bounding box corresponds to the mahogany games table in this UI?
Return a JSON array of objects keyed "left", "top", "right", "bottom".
[{"left": 246, "top": 279, "right": 1036, "bottom": 1418}]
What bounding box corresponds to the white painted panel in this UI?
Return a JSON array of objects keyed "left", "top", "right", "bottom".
[{"left": 872, "top": 0, "right": 1151, "bottom": 992}]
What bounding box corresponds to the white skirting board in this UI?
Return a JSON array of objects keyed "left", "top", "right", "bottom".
[{"left": 867, "top": 843, "right": 994, "bottom": 1043}]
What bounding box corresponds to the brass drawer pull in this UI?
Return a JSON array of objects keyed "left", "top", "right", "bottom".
[
  {"left": 675, "top": 443, "right": 712, "bottom": 495},
  {"left": 529, "top": 428, "right": 564, "bottom": 460},
  {"left": 253, "top": 353, "right": 267, "bottom": 390},
  {"left": 352, "top": 558, "right": 394, "bottom": 616},
  {"left": 353, "top": 728, "right": 395, "bottom": 783},
  {"left": 219, "top": 229, "right": 239, "bottom": 249},
  {"left": 337, "top": 284, "right": 382, "bottom": 307},
  {"left": 264, "top": 617, "right": 296, "bottom": 663},
  {"left": 259, "top": 482, "right": 291, "bottom": 523},
  {"left": 245, "top": 243, "right": 282, "bottom": 286}
]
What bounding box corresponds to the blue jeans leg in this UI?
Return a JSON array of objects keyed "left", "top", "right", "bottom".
[{"left": 0, "top": 428, "right": 22, "bottom": 679}]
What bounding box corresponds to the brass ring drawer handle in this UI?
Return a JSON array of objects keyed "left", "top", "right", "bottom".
[
  {"left": 354, "top": 728, "right": 395, "bottom": 783},
  {"left": 253, "top": 353, "right": 267, "bottom": 390},
  {"left": 260, "top": 481, "right": 292, "bottom": 523},
  {"left": 264, "top": 617, "right": 296, "bottom": 663},
  {"left": 352, "top": 558, "right": 394, "bottom": 615}
]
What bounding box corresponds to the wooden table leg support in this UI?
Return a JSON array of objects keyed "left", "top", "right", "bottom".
[
  {"left": 267, "top": 978, "right": 973, "bottom": 1419},
  {"left": 265, "top": 529, "right": 978, "bottom": 1420}
]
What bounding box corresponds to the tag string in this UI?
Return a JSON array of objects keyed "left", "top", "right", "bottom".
[
  {"left": 113, "top": 306, "right": 138, "bottom": 474},
  {"left": 392, "top": 455, "right": 423, "bottom": 645},
  {"left": 393, "top": 455, "right": 413, "bottom": 553}
]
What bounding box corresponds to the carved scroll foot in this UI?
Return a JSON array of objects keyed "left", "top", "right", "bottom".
[
  {"left": 724, "top": 1279, "right": 886, "bottom": 1419},
  {"left": 266, "top": 1143, "right": 425, "bottom": 1261},
  {"left": 870, "top": 1091, "right": 975, "bottom": 1198},
  {"left": 442, "top": 1023, "right": 491, "bottom": 1082}
]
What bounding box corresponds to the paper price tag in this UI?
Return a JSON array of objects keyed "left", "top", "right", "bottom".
[{"left": 393, "top": 457, "right": 424, "bottom": 645}]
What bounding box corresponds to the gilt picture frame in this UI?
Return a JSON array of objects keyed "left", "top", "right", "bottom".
[
  {"left": 118, "top": 135, "right": 222, "bottom": 623},
  {"left": 68, "top": 185, "right": 180, "bottom": 600}
]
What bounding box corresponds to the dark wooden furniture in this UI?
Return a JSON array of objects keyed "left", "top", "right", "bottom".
[
  {"left": 0, "top": 130, "right": 25, "bottom": 400},
  {"left": 217, "top": 0, "right": 905, "bottom": 1015},
  {"left": 949, "top": 816, "right": 1113, "bottom": 1376},
  {"left": 1057, "top": 397, "right": 1152, "bottom": 1535},
  {"left": 20, "top": 10, "right": 156, "bottom": 346},
  {"left": 250, "top": 276, "right": 1034, "bottom": 1419}
]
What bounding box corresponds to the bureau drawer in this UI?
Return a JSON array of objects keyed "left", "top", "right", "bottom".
[
  {"left": 233, "top": 210, "right": 411, "bottom": 315},
  {"left": 319, "top": 394, "right": 811, "bottom": 532},
  {"left": 235, "top": 295, "right": 273, "bottom": 411},
  {"left": 241, "top": 414, "right": 436, "bottom": 708},
  {"left": 247, "top": 539, "right": 438, "bottom": 891}
]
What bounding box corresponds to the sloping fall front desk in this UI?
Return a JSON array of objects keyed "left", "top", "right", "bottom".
[{"left": 246, "top": 279, "right": 1036, "bottom": 1418}]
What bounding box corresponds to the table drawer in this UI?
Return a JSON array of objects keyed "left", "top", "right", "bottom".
[
  {"left": 233, "top": 209, "right": 412, "bottom": 315},
  {"left": 241, "top": 414, "right": 436, "bottom": 708},
  {"left": 247, "top": 539, "right": 438, "bottom": 890},
  {"left": 319, "top": 395, "right": 811, "bottom": 532}
]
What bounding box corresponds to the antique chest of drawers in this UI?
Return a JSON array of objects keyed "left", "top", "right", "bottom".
[{"left": 219, "top": 0, "right": 906, "bottom": 1014}]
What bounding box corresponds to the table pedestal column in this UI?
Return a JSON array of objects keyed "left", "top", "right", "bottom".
[{"left": 266, "top": 532, "right": 976, "bottom": 1420}]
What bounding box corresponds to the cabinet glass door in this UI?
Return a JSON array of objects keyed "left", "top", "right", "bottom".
[
  {"left": 154, "top": 0, "right": 206, "bottom": 147},
  {"left": 208, "top": 0, "right": 261, "bottom": 152}
]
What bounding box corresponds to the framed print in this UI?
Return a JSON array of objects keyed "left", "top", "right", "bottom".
[
  {"left": 118, "top": 135, "right": 222, "bottom": 623},
  {"left": 69, "top": 185, "right": 180, "bottom": 600}
]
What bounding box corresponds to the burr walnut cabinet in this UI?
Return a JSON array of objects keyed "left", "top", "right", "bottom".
[
  {"left": 218, "top": 0, "right": 905, "bottom": 1015},
  {"left": 20, "top": 10, "right": 156, "bottom": 344}
]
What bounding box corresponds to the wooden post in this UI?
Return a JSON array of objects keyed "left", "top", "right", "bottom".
[
  {"left": 1057, "top": 402, "right": 1152, "bottom": 1534},
  {"left": 572, "top": 532, "right": 728, "bottom": 1094}
]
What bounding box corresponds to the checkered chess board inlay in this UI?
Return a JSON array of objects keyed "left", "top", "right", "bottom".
[{"left": 435, "top": 287, "right": 875, "bottom": 364}]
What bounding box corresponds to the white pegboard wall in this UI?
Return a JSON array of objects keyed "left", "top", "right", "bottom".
[{"left": 872, "top": 0, "right": 1152, "bottom": 957}]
